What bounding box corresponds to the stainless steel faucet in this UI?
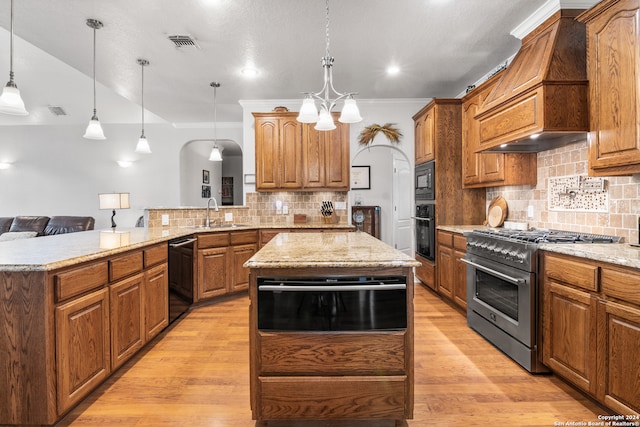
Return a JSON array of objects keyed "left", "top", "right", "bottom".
[{"left": 205, "top": 197, "right": 219, "bottom": 227}]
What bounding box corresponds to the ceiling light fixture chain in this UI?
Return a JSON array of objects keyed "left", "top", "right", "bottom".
[
  {"left": 209, "top": 82, "right": 222, "bottom": 162},
  {"left": 296, "top": 0, "right": 362, "bottom": 131},
  {"left": 0, "top": 0, "right": 28, "bottom": 115},
  {"left": 83, "top": 18, "right": 106, "bottom": 140},
  {"left": 135, "top": 58, "right": 151, "bottom": 153}
]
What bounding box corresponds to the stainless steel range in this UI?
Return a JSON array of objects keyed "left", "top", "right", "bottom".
[{"left": 462, "top": 228, "right": 621, "bottom": 373}]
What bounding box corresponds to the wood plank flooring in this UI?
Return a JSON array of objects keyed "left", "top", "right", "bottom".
[{"left": 57, "top": 284, "right": 608, "bottom": 427}]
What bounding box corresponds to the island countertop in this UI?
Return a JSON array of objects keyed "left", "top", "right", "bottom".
[{"left": 244, "top": 231, "right": 421, "bottom": 269}]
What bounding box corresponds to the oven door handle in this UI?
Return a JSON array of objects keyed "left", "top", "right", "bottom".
[
  {"left": 259, "top": 284, "right": 406, "bottom": 292},
  {"left": 460, "top": 258, "right": 525, "bottom": 285},
  {"left": 168, "top": 238, "right": 197, "bottom": 248},
  {"left": 411, "top": 216, "right": 432, "bottom": 222}
]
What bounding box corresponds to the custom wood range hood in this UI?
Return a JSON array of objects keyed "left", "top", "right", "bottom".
[{"left": 474, "top": 9, "right": 589, "bottom": 153}]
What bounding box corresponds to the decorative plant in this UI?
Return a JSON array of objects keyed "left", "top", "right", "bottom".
[{"left": 358, "top": 123, "right": 403, "bottom": 146}]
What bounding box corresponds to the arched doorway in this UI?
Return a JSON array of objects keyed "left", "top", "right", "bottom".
[
  {"left": 350, "top": 145, "right": 413, "bottom": 255},
  {"left": 179, "top": 139, "right": 243, "bottom": 206}
]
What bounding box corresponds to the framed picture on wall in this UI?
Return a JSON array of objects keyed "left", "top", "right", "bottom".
[
  {"left": 201, "top": 185, "right": 211, "bottom": 198},
  {"left": 351, "top": 166, "right": 371, "bottom": 190},
  {"left": 202, "top": 170, "right": 210, "bottom": 184}
]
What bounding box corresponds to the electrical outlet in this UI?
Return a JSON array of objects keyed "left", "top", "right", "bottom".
[
  {"left": 161, "top": 214, "right": 169, "bottom": 226},
  {"left": 225, "top": 212, "right": 233, "bottom": 222},
  {"left": 283, "top": 205, "right": 289, "bottom": 215},
  {"left": 275, "top": 200, "right": 283, "bottom": 215},
  {"left": 334, "top": 201, "right": 346, "bottom": 210}
]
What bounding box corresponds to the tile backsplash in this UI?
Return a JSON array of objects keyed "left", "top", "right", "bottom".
[
  {"left": 487, "top": 141, "right": 640, "bottom": 244},
  {"left": 147, "top": 192, "right": 348, "bottom": 228}
]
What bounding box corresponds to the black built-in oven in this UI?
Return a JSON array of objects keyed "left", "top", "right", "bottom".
[
  {"left": 257, "top": 276, "right": 407, "bottom": 331},
  {"left": 414, "top": 203, "right": 435, "bottom": 261},
  {"left": 415, "top": 161, "right": 435, "bottom": 200}
]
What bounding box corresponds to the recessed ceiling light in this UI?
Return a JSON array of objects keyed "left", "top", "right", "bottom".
[
  {"left": 0, "top": 162, "right": 11, "bottom": 170},
  {"left": 386, "top": 65, "right": 400, "bottom": 75},
  {"left": 241, "top": 67, "right": 259, "bottom": 77},
  {"left": 117, "top": 160, "right": 133, "bottom": 168}
]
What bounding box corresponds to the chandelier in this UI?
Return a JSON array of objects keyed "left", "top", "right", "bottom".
[
  {"left": 296, "top": 0, "right": 362, "bottom": 131},
  {"left": 0, "top": 0, "right": 28, "bottom": 115}
]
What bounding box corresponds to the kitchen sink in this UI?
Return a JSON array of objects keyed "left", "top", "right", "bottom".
[{"left": 180, "top": 223, "right": 251, "bottom": 230}]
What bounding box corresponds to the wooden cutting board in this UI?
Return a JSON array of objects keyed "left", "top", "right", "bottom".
[{"left": 487, "top": 196, "right": 508, "bottom": 227}]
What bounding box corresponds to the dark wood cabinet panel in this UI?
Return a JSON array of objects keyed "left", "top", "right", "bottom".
[
  {"left": 144, "top": 264, "right": 169, "bottom": 341},
  {"left": 110, "top": 273, "right": 145, "bottom": 370}
]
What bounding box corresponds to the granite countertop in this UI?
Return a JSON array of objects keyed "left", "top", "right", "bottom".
[
  {"left": 244, "top": 231, "right": 421, "bottom": 269},
  {"left": 0, "top": 223, "right": 355, "bottom": 272},
  {"left": 539, "top": 243, "right": 640, "bottom": 270}
]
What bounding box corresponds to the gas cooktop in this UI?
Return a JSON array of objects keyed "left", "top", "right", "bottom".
[{"left": 470, "top": 228, "right": 622, "bottom": 244}]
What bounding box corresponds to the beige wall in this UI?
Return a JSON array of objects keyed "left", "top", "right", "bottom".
[{"left": 487, "top": 141, "right": 640, "bottom": 244}]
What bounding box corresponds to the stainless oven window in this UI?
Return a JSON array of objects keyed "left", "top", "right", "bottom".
[
  {"left": 475, "top": 270, "right": 518, "bottom": 321},
  {"left": 257, "top": 276, "right": 407, "bottom": 332}
]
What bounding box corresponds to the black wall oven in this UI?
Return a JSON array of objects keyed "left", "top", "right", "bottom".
[
  {"left": 414, "top": 203, "right": 435, "bottom": 261},
  {"left": 257, "top": 276, "right": 407, "bottom": 332},
  {"left": 415, "top": 161, "right": 435, "bottom": 200}
]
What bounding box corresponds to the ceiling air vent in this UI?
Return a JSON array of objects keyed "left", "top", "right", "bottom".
[
  {"left": 47, "top": 106, "right": 67, "bottom": 116},
  {"left": 168, "top": 35, "right": 200, "bottom": 49}
]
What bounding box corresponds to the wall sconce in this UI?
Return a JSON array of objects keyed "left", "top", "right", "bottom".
[{"left": 99, "top": 192, "right": 130, "bottom": 229}]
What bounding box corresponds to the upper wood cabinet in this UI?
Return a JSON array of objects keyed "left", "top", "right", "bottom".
[
  {"left": 461, "top": 71, "right": 537, "bottom": 188},
  {"left": 253, "top": 111, "right": 350, "bottom": 191},
  {"left": 578, "top": 0, "right": 640, "bottom": 176},
  {"left": 414, "top": 106, "right": 435, "bottom": 164}
]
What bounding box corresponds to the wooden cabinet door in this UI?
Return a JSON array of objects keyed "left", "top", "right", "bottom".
[
  {"left": 255, "top": 118, "right": 280, "bottom": 190},
  {"left": 596, "top": 299, "right": 640, "bottom": 414},
  {"left": 415, "top": 107, "right": 435, "bottom": 164},
  {"left": 462, "top": 95, "right": 482, "bottom": 186},
  {"left": 543, "top": 281, "right": 597, "bottom": 395},
  {"left": 453, "top": 247, "right": 467, "bottom": 310},
  {"left": 229, "top": 243, "right": 257, "bottom": 293},
  {"left": 323, "top": 121, "right": 350, "bottom": 189},
  {"left": 55, "top": 288, "right": 110, "bottom": 413},
  {"left": 437, "top": 244, "right": 454, "bottom": 300},
  {"left": 197, "top": 247, "right": 228, "bottom": 299},
  {"left": 280, "top": 117, "right": 303, "bottom": 189},
  {"left": 144, "top": 264, "right": 169, "bottom": 342},
  {"left": 583, "top": 1, "right": 640, "bottom": 175},
  {"left": 110, "top": 273, "right": 145, "bottom": 370}
]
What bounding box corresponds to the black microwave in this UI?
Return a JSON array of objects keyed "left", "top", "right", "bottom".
[{"left": 415, "top": 161, "right": 434, "bottom": 200}]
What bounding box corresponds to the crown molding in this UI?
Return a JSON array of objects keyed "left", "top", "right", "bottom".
[{"left": 511, "top": 0, "right": 599, "bottom": 40}]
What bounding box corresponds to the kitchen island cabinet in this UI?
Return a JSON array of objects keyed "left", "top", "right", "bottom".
[
  {"left": 245, "top": 232, "right": 419, "bottom": 423},
  {"left": 541, "top": 251, "right": 640, "bottom": 415}
]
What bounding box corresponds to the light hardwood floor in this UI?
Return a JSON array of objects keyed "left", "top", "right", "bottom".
[{"left": 57, "top": 283, "right": 608, "bottom": 427}]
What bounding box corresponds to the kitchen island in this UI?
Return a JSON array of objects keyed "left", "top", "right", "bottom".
[{"left": 244, "top": 232, "right": 420, "bottom": 424}]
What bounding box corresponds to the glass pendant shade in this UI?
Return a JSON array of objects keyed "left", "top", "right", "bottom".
[
  {"left": 135, "top": 135, "right": 151, "bottom": 154},
  {"left": 0, "top": 84, "right": 27, "bottom": 115},
  {"left": 209, "top": 146, "right": 223, "bottom": 162},
  {"left": 338, "top": 98, "right": 362, "bottom": 123},
  {"left": 84, "top": 115, "right": 106, "bottom": 140},
  {"left": 297, "top": 97, "right": 319, "bottom": 123},
  {"left": 315, "top": 109, "right": 336, "bottom": 131}
]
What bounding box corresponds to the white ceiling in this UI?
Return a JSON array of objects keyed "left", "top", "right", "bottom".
[{"left": 0, "top": 0, "right": 597, "bottom": 127}]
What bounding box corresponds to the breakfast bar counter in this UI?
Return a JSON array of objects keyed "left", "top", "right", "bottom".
[{"left": 245, "top": 232, "right": 419, "bottom": 423}]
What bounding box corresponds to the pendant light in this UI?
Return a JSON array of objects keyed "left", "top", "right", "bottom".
[
  {"left": 0, "top": 0, "right": 28, "bottom": 115},
  {"left": 135, "top": 59, "right": 151, "bottom": 153},
  {"left": 296, "top": 0, "right": 362, "bottom": 130},
  {"left": 209, "top": 82, "right": 223, "bottom": 162},
  {"left": 83, "top": 19, "right": 105, "bottom": 140}
]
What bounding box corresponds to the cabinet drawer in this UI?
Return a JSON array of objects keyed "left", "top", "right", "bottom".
[
  {"left": 230, "top": 230, "right": 258, "bottom": 245},
  {"left": 544, "top": 253, "right": 598, "bottom": 292},
  {"left": 437, "top": 230, "right": 452, "bottom": 247},
  {"left": 258, "top": 376, "right": 407, "bottom": 420},
  {"left": 55, "top": 261, "right": 109, "bottom": 302},
  {"left": 143, "top": 243, "right": 167, "bottom": 268},
  {"left": 198, "top": 232, "right": 230, "bottom": 249},
  {"left": 259, "top": 332, "right": 406, "bottom": 375},
  {"left": 109, "top": 251, "right": 143, "bottom": 282},
  {"left": 601, "top": 267, "right": 640, "bottom": 306},
  {"left": 453, "top": 234, "right": 467, "bottom": 251}
]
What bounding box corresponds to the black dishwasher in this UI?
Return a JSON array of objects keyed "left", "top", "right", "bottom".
[
  {"left": 168, "top": 236, "right": 196, "bottom": 323},
  {"left": 257, "top": 276, "right": 407, "bottom": 331}
]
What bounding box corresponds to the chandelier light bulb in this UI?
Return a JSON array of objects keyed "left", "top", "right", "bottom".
[
  {"left": 297, "top": 96, "right": 319, "bottom": 123},
  {"left": 338, "top": 97, "right": 362, "bottom": 123}
]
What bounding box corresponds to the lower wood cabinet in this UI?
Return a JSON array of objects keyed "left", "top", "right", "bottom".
[
  {"left": 541, "top": 251, "right": 640, "bottom": 415},
  {"left": 110, "top": 273, "right": 145, "bottom": 370},
  {"left": 230, "top": 243, "right": 257, "bottom": 292},
  {"left": 145, "top": 264, "right": 169, "bottom": 341},
  {"left": 414, "top": 253, "right": 435, "bottom": 291},
  {"left": 435, "top": 230, "right": 467, "bottom": 310},
  {"left": 55, "top": 287, "right": 111, "bottom": 414},
  {"left": 198, "top": 246, "right": 229, "bottom": 299}
]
